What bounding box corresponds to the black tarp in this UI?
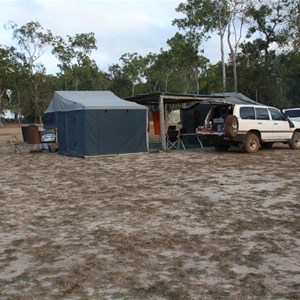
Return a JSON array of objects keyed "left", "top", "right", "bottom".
[
  {"left": 181, "top": 102, "right": 213, "bottom": 133},
  {"left": 43, "top": 91, "right": 148, "bottom": 157},
  {"left": 181, "top": 93, "right": 259, "bottom": 133}
]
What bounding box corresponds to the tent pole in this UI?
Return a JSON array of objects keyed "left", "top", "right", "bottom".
[{"left": 159, "top": 95, "right": 167, "bottom": 151}]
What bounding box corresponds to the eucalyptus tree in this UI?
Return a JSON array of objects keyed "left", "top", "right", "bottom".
[
  {"left": 146, "top": 50, "right": 176, "bottom": 92},
  {"left": 0, "top": 47, "right": 14, "bottom": 127},
  {"left": 173, "top": 0, "right": 223, "bottom": 88},
  {"left": 281, "top": 51, "right": 300, "bottom": 107},
  {"left": 245, "top": 0, "right": 292, "bottom": 59},
  {"left": 52, "top": 32, "right": 99, "bottom": 90},
  {"left": 202, "top": 61, "right": 224, "bottom": 93},
  {"left": 108, "top": 63, "right": 132, "bottom": 98},
  {"left": 226, "top": 0, "right": 249, "bottom": 92},
  {"left": 214, "top": 0, "right": 230, "bottom": 92},
  {"left": 142, "top": 52, "right": 160, "bottom": 92},
  {"left": 0, "top": 46, "right": 28, "bottom": 125},
  {"left": 242, "top": 0, "right": 296, "bottom": 104},
  {"left": 118, "top": 53, "right": 147, "bottom": 96},
  {"left": 174, "top": 0, "right": 251, "bottom": 93},
  {"left": 286, "top": 0, "right": 300, "bottom": 49},
  {"left": 6, "top": 21, "right": 54, "bottom": 122},
  {"left": 173, "top": 0, "right": 232, "bottom": 92},
  {"left": 166, "top": 33, "right": 209, "bottom": 93}
]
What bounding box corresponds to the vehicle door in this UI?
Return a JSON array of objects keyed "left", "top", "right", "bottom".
[
  {"left": 239, "top": 106, "right": 256, "bottom": 133},
  {"left": 269, "top": 108, "right": 293, "bottom": 140},
  {"left": 254, "top": 107, "right": 273, "bottom": 140}
]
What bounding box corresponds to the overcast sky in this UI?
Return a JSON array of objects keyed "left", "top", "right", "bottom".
[{"left": 0, "top": 0, "right": 223, "bottom": 75}]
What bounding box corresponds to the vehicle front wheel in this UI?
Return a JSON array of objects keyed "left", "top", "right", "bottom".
[
  {"left": 215, "top": 144, "right": 230, "bottom": 152},
  {"left": 289, "top": 132, "right": 300, "bottom": 149},
  {"left": 243, "top": 133, "right": 260, "bottom": 153}
]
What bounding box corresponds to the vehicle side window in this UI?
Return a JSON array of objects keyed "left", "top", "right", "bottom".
[
  {"left": 240, "top": 107, "right": 255, "bottom": 119},
  {"left": 269, "top": 109, "right": 286, "bottom": 121},
  {"left": 255, "top": 108, "right": 270, "bottom": 120}
]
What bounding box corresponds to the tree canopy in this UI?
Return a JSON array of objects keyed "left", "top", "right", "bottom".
[{"left": 0, "top": 0, "right": 299, "bottom": 122}]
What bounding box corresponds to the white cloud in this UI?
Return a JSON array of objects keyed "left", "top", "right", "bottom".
[{"left": 0, "top": 0, "right": 223, "bottom": 74}]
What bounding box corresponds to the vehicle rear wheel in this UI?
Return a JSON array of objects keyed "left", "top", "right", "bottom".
[
  {"left": 289, "top": 132, "right": 300, "bottom": 149},
  {"left": 261, "top": 142, "right": 273, "bottom": 148},
  {"left": 243, "top": 133, "right": 260, "bottom": 153},
  {"left": 225, "top": 115, "right": 239, "bottom": 137},
  {"left": 215, "top": 144, "right": 230, "bottom": 152}
]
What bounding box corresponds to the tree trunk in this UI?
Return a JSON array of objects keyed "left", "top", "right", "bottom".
[
  {"left": 0, "top": 91, "right": 5, "bottom": 127},
  {"left": 232, "top": 54, "right": 238, "bottom": 92},
  {"left": 17, "top": 91, "right": 21, "bottom": 126},
  {"left": 164, "top": 70, "right": 172, "bottom": 92},
  {"left": 220, "top": 31, "right": 227, "bottom": 92},
  {"left": 227, "top": 24, "right": 238, "bottom": 92}
]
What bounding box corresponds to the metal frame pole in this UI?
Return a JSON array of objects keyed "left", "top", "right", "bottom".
[{"left": 159, "top": 95, "right": 167, "bottom": 151}]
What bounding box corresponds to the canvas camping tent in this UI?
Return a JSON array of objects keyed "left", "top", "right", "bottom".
[{"left": 43, "top": 91, "right": 148, "bottom": 157}]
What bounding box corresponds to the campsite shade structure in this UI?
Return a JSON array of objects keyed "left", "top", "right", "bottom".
[
  {"left": 126, "top": 92, "right": 259, "bottom": 150},
  {"left": 43, "top": 91, "right": 148, "bottom": 157}
]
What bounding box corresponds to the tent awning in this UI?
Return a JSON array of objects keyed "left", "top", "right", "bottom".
[{"left": 125, "top": 92, "right": 259, "bottom": 106}]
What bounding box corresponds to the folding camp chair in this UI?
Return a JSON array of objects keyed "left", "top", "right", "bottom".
[
  {"left": 168, "top": 125, "right": 176, "bottom": 131},
  {"left": 166, "top": 128, "right": 180, "bottom": 150}
]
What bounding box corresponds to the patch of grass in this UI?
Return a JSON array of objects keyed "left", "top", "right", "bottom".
[
  {"left": 9, "top": 272, "right": 29, "bottom": 284},
  {"left": 4, "top": 247, "right": 17, "bottom": 256},
  {"left": 134, "top": 280, "right": 190, "bottom": 300},
  {"left": 11, "top": 239, "right": 25, "bottom": 247},
  {"left": 228, "top": 219, "right": 255, "bottom": 232},
  {"left": 205, "top": 287, "right": 236, "bottom": 299},
  {"left": 239, "top": 273, "right": 267, "bottom": 297},
  {"left": 229, "top": 216, "right": 279, "bottom": 233},
  {"left": 243, "top": 250, "right": 264, "bottom": 268},
  {"left": 55, "top": 276, "right": 83, "bottom": 297},
  {"left": 32, "top": 242, "right": 62, "bottom": 262}
]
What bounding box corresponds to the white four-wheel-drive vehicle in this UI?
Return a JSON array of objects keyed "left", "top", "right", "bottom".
[{"left": 202, "top": 103, "right": 300, "bottom": 153}]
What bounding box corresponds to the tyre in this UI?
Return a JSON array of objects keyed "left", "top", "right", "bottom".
[
  {"left": 215, "top": 144, "right": 230, "bottom": 152},
  {"left": 261, "top": 142, "right": 273, "bottom": 148},
  {"left": 289, "top": 131, "right": 300, "bottom": 149},
  {"left": 243, "top": 133, "right": 260, "bottom": 153},
  {"left": 225, "top": 115, "right": 239, "bottom": 137}
]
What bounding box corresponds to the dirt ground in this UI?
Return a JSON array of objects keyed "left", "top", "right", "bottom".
[{"left": 0, "top": 125, "right": 299, "bottom": 299}]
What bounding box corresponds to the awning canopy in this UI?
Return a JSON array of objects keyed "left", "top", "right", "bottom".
[
  {"left": 125, "top": 92, "right": 259, "bottom": 106},
  {"left": 126, "top": 92, "right": 259, "bottom": 151}
]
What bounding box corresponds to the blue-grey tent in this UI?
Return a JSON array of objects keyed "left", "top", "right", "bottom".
[{"left": 43, "top": 91, "right": 148, "bottom": 157}]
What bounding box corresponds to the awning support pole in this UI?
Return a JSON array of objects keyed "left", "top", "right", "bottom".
[{"left": 159, "top": 95, "right": 167, "bottom": 151}]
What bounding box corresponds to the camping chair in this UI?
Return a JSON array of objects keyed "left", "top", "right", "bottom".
[
  {"left": 168, "top": 125, "right": 176, "bottom": 131},
  {"left": 166, "top": 128, "right": 179, "bottom": 150}
]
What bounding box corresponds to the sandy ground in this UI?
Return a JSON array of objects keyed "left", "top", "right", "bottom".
[{"left": 0, "top": 125, "right": 299, "bottom": 299}]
